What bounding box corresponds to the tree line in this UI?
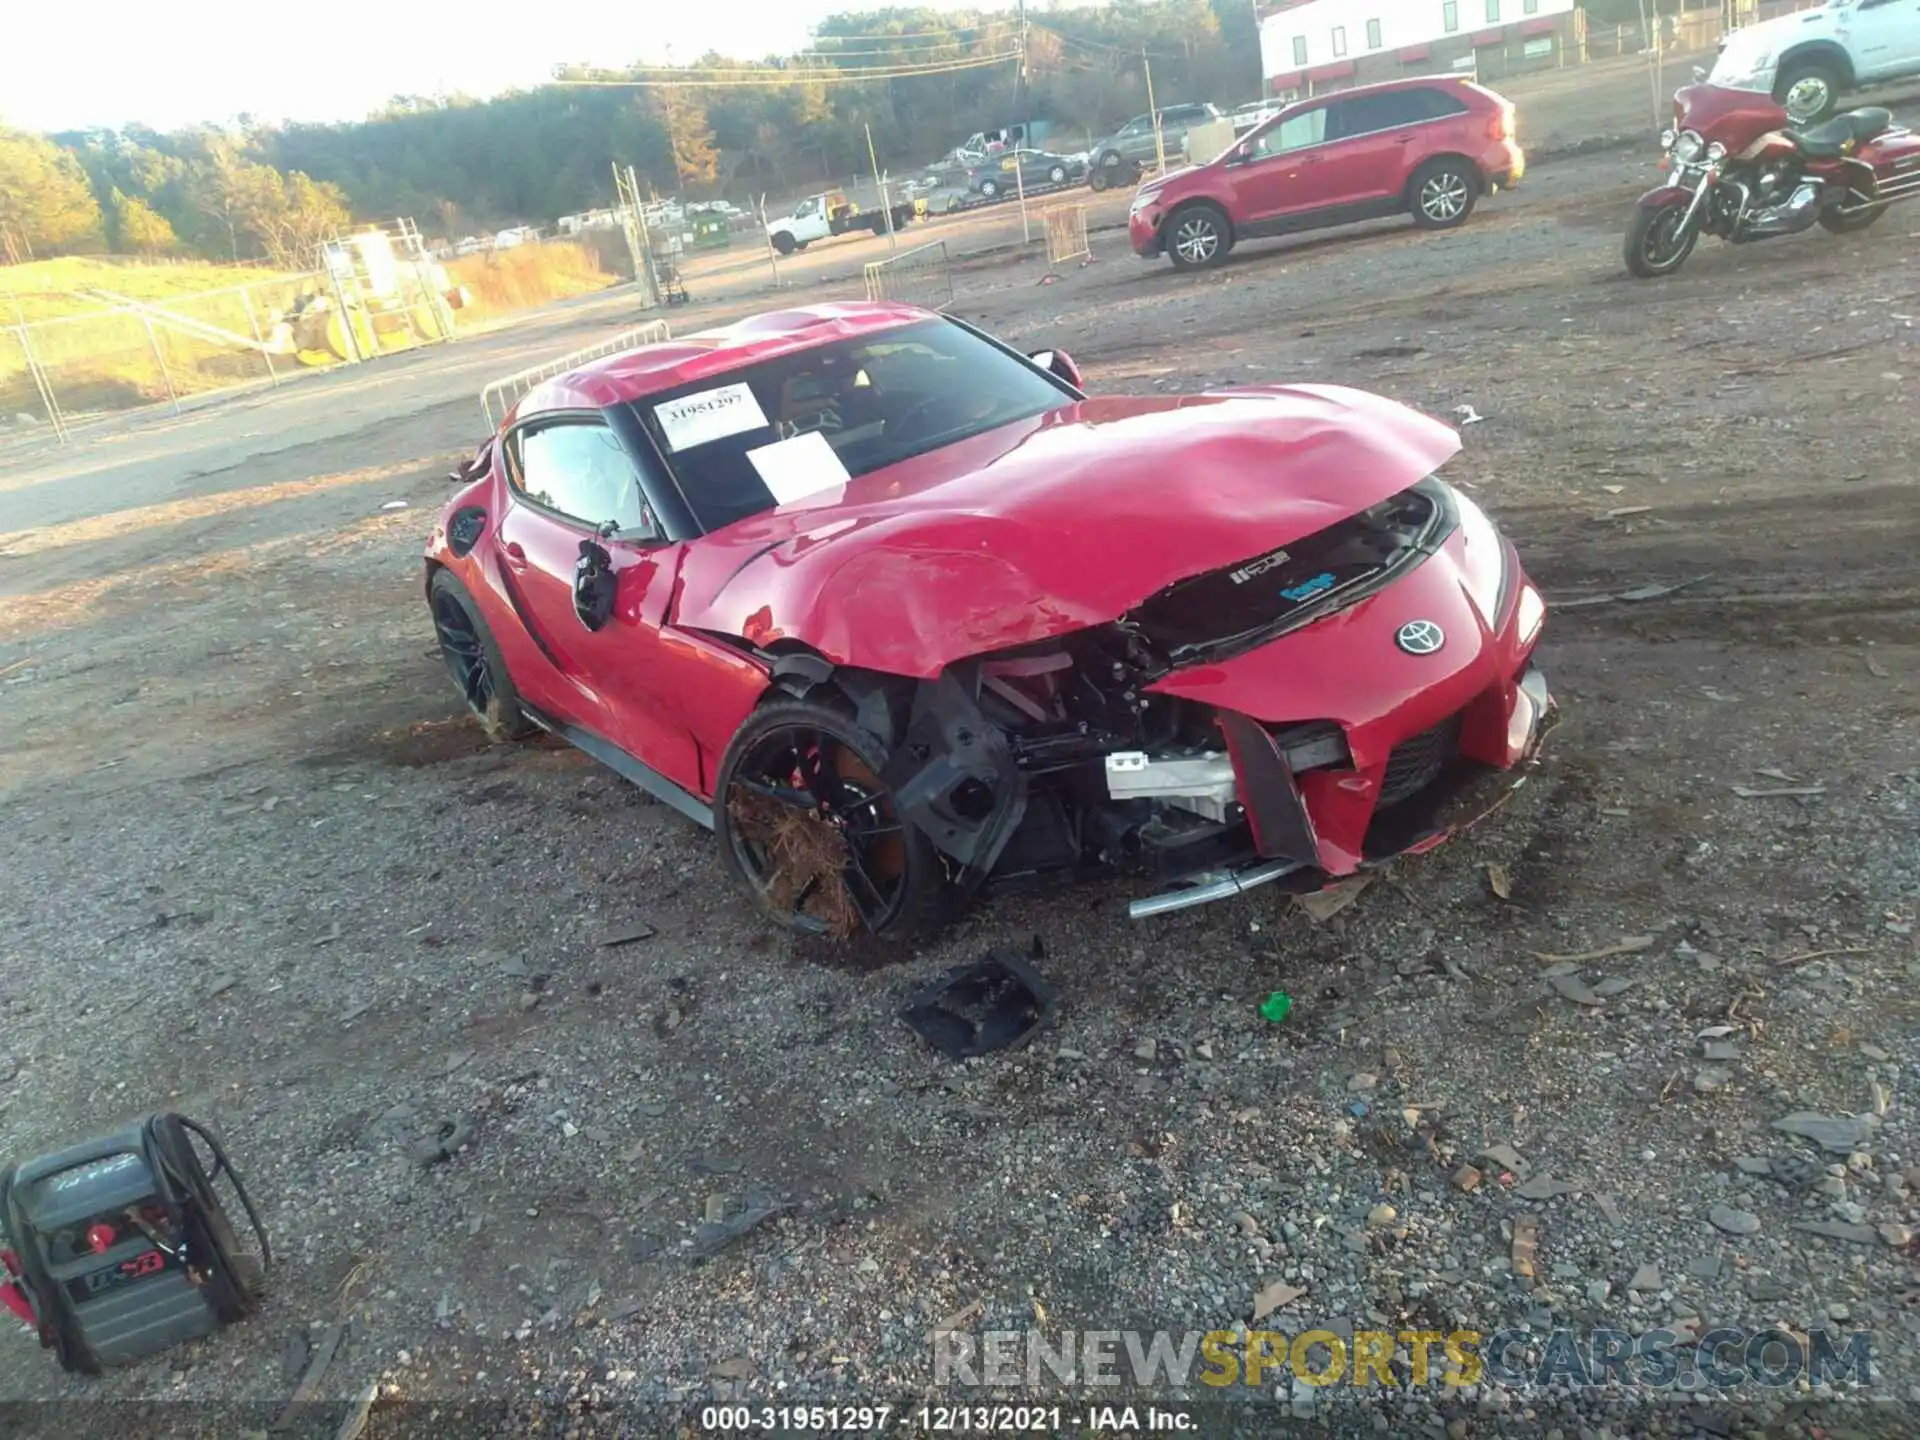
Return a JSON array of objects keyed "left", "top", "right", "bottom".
[{"left": 3, "top": 0, "right": 1672, "bottom": 265}]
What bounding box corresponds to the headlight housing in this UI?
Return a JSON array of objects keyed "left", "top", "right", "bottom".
[
  {"left": 1673, "top": 130, "right": 1705, "bottom": 162},
  {"left": 1707, "top": 141, "right": 1728, "bottom": 162}
]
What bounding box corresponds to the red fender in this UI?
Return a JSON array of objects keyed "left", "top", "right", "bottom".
[{"left": 1634, "top": 183, "right": 1696, "bottom": 211}]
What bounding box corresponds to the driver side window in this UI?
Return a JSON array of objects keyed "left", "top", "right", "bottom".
[
  {"left": 1118, "top": 117, "right": 1148, "bottom": 137},
  {"left": 509, "top": 419, "right": 653, "bottom": 536},
  {"left": 1252, "top": 107, "right": 1329, "bottom": 158}
]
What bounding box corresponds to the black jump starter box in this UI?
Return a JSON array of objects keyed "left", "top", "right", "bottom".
[{"left": 1, "top": 1112, "right": 269, "bottom": 1374}]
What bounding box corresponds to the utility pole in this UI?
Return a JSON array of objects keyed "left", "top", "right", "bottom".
[
  {"left": 866, "top": 123, "right": 898, "bottom": 255},
  {"left": 1253, "top": 1, "right": 1269, "bottom": 101},
  {"left": 1144, "top": 50, "right": 1166, "bottom": 177},
  {"left": 1017, "top": 0, "right": 1033, "bottom": 243}
]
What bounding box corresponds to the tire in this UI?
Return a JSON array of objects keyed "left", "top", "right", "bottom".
[
  {"left": 771, "top": 230, "right": 797, "bottom": 255},
  {"left": 980, "top": 180, "right": 1000, "bottom": 199},
  {"left": 1818, "top": 195, "right": 1889, "bottom": 233},
  {"left": 428, "top": 568, "right": 535, "bottom": 741},
  {"left": 713, "top": 695, "right": 944, "bottom": 939},
  {"left": 1623, "top": 202, "right": 1699, "bottom": 278},
  {"left": 1048, "top": 165, "right": 1067, "bottom": 185},
  {"left": 1088, "top": 168, "right": 1110, "bottom": 192},
  {"left": 1409, "top": 159, "right": 1479, "bottom": 229},
  {"left": 1775, "top": 61, "right": 1842, "bottom": 124},
  {"left": 1165, "top": 202, "right": 1231, "bottom": 272}
]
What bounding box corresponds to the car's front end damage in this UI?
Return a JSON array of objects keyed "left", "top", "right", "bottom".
[
  {"left": 670, "top": 378, "right": 1552, "bottom": 928},
  {"left": 860, "top": 474, "right": 1551, "bottom": 919}
]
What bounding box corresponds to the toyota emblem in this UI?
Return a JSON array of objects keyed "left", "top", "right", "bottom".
[{"left": 1395, "top": 620, "right": 1445, "bottom": 656}]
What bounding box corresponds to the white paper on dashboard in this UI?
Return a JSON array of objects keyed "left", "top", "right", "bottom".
[
  {"left": 745, "top": 429, "right": 852, "bottom": 505},
  {"left": 654, "top": 382, "right": 769, "bottom": 451}
]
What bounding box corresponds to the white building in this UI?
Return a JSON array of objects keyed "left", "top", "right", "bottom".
[{"left": 1258, "top": 0, "right": 1578, "bottom": 92}]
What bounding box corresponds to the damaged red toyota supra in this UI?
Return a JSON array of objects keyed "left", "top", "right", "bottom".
[{"left": 425, "top": 302, "right": 1552, "bottom": 937}]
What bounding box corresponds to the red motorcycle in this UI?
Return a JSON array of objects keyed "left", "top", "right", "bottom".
[{"left": 1625, "top": 83, "right": 1920, "bottom": 278}]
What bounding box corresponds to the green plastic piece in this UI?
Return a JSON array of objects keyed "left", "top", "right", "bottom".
[{"left": 1259, "top": 991, "right": 1293, "bottom": 1023}]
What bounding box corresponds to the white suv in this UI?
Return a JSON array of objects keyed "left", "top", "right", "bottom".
[{"left": 1710, "top": 0, "right": 1920, "bottom": 123}]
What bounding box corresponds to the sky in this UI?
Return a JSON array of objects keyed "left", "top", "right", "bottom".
[{"left": 4, "top": 0, "right": 989, "bottom": 134}]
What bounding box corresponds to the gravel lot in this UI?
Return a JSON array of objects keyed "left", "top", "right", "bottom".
[{"left": 2, "top": 123, "right": 1918, "bottom": 1440}]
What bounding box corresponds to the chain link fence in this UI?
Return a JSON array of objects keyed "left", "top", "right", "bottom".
[{"left": 0, "top": 267, "right": 487, "bottom": 444}]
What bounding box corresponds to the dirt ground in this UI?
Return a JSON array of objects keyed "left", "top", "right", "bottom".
[{"left": 3, "top": 114, "right": 1920, "bottom": 1440}]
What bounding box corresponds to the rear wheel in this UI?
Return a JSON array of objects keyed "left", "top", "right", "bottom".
[
  {"left": 771, "top": 231, "right": 797, "bottom": 255},
  {"left": 713, "top": 697, "right": 943, "bottom": 938},
  {"left": 1166, "top": 203, "right": 1230, "bottom": 271},
  {"left": 1818, "top": 193, "right": 1889, "bottom": 233},
  {"left": 1623, "top": 203, "right": 1699, "bottom": 278},
  {"left": 428, "top": 568, "right": 535, "bottom": 741},
  {"left": 1088, "top": 168, "right": 1110, "bottom": 192},
  {"left": 980, "top": 179, "right": 1000, "bottom": 198},
  {"left": 1775, "top": 62, "right": 1842, "bottom": 124},
  {"left": 1048, "top": 164, "right": 1068, "bottom": 185},
  {"left": 1410, "top": 159, "right": 1478, "bottom": 229}
]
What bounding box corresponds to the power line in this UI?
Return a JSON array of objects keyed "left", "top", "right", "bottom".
[
  {"left": 807, "top": 22, "right": 1015, "bottom": 41},
  {"left": 576, "top": 51, "right": 1022, "bottom": 80},
  {"left": 1032, "top": 22, "right": 1183, "bottom": 61},
  {"left": 555, "top": 53, "right": 1023, "bottom": 89}
]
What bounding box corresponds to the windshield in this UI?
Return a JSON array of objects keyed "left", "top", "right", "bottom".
[{"left": 631, "top": 318, "right": 1073, "bottom": 534}]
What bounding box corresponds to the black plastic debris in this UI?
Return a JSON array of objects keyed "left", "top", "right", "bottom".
[{"left": 900, "top": 938, "right": 1060, "bottom": 1060}]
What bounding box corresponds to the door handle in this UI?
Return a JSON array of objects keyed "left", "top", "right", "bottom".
[
  {"left": 502, "top": 541, "right": 528, "bottom": 570},
  {"left": 1396, "top": 134, "right": 1416, "bottom": 144}
]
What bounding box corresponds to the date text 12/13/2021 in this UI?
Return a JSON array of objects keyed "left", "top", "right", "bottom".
[{"left": 699, "top": 1405, "right": 1196, "bottom": 1431}]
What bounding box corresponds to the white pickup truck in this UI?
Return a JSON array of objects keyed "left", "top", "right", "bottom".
[
  {"left": 764, "top": 191, "right": 919, "bottom": 255},
  {"left": 1710, "top": 0, "right": 1920, "bottom": 123}
]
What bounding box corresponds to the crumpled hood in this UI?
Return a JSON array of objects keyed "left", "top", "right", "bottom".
[{"left": 671, "top": 386, "right": 1461, "bottom": 678}]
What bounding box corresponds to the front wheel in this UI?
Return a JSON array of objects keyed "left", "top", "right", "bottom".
[
  {"left": 1775, "top": 62, "right": 1841, "bottom": 124},
  {"left": 1623, "top": 202, "right": 1699, "bottom": 278},
  {"left": 980, "top": 180, "right": 1000, "bottom": 199},
  {"left": 771, "top": 231, "right": 797, "bottom": 255},
  {"left": 1088, "top": 169, "right": 1110, "bottom": 192},
  {"left": 429, "top": 568, "right": 535, "bottom": 741},
  {"left": 1166, "top": 204, "right": 1230, "bottom": 271},
  {"left": 713, "top": 697, "right": 944, "bottom": 939},
  {"left": 1048, "top": 165, "right": 1067, "bottom": 185}
]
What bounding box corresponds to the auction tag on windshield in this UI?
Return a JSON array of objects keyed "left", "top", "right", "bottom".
[
  {"left": 746, "top": 429, "right": 851, "bottom": 507},
  {"left": 654, "top": 383, "right": 769, "bottom": 452}
]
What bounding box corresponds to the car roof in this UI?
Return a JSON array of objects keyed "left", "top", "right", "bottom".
[
  {"left": 514, "top": 301, "right": 936, "bottom": 416},
  {"left": 1299, "top": 74, "right": 1487, "bottom": 103}
]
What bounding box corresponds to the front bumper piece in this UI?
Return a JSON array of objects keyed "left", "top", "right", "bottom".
[{"left": 1125, "top": 664, "right": 1554, "bottom": 921}]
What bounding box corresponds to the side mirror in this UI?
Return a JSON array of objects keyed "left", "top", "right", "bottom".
[
  {"left": 1029, "top": 349, "right": 1085, "bottom": 391},
  {"left": 1231, "top": 141, "right": 1254, "bottom": 163},
  {"left": 1692, "top": 65, "right": 1707, "bottom": 82},
  {"left": 573, "top": 539, "right": 617, "bottom": 631}
]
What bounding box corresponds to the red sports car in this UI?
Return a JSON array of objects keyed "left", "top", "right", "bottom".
[{"left": 425, "top": 302, "right": 1551, "bottom": 937}]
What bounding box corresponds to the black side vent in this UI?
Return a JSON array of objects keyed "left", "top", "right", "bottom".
[{"left": 448, "top": 507, "right": 487, "bottom": 557}]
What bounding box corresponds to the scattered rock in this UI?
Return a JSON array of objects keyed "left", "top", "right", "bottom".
[
  {"left": 404, "top": 1116, "right": 475, "bottom": 1168},
  {"left": 1234, "top": 1211, "right": 1260, "bottom": 1238},
  {"left": 1701, "top": 1040, "right": 1742, "bottom": 1062},
  {"left": 1694, "top": 1067, "right": 1733, "bottom": 1093},
  {"left": 708, "top": 1356, "right": 756, "bottom": 1381},
  {"left": 1296, "top": 875, "right": 1371, "bottom": 922},
  {"left": 1366, "top": 1203, "right": 1397, "bottom": 1227},
  {"left": 1793, "top": 1220, "right": 1878, "bottom": 1245},
  {"left": 1516, "top": 1174, "right": 1579, "bottom": 1201},
  {"left": 1708, "top": 1204, "right": 1761, "bottom": 1236},
  {"left": 1347, "top": 1071, "right": 1379, "bottom": 1092},
  {"left": 598, "top": 922, "right": 656, "bottom": 947},
  {"left": 1511, "top": 1217, "right": 1539, "bottom": 1278},
  {"left": 1628, "top": 1264, "right": 1661, "bottom": 1291},
  {"left": 1772, "top": 1112, "right": 1874, "bottom": 1152},
  {"left": 1251, "top": 1279, "right": 1306, "bottom": 1322},
  {"left": 1133, "top": 1038, "right": 1157, "bottom": 1061},
  {"left": 1687, "top": 1256, "right": 1724, "bottom": 1280},
  {"left": 1878, "top": 1223, "right": 1913, "bottom": 1248},
  {"left": 1452, "top": 1165, "right": 1483, "bottom": 1193},
  {"left": 1733, "top": 1156, "right": 1773, "bottom": 1176},
  {"left": 1547, "top": 972, "right": 1604, "bottom": 1007},
  {"left": 1478, "top": 1144, "right": 1528, "bottom": 1175}
]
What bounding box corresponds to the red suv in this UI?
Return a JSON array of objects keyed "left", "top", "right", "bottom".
[{"left": 1129, "top": 77, "right": 1524, "bottom": 272}]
